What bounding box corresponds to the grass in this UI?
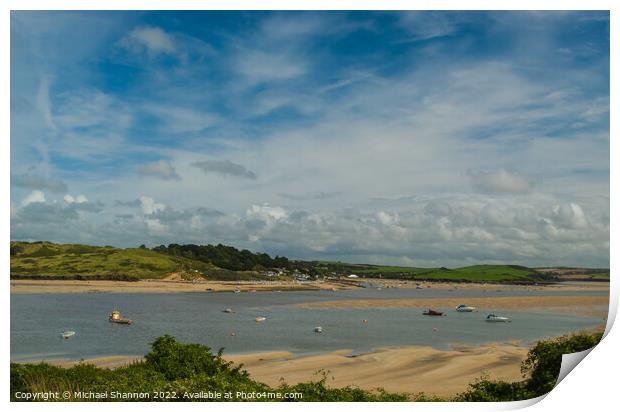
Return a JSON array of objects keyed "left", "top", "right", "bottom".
[
  {"left": 11, "top": 242, "right": 182, "bottom": 280},
  {"left": 10, "top": 241, "right": 280, "bottom": 281},
  {"left": 351, "top": 264, "right": 537, "bottom": 282}
]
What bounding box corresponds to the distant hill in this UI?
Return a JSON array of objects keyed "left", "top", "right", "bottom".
[
  {"left": 10, "top": 241, "right": 274, "bottom": 281},
  {"left": 11, "top": 241, "right": 605, "bottom": 284},
  {"left": 323, "top": 262, "right": 544, "bottom": 282}
]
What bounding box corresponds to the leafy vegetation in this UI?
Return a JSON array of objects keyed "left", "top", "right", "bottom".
[
  {"left": 152, "top": 243, "right": 290, "bottom": 272},
  {"left": 455, "top": 331, "right": 603, "bottom": 401},
  {"left": 10, "top": 332, "right": 602, "bottom": 402},
  {"left": 11, "top": 335, "right": 408, "bottom": 402}
]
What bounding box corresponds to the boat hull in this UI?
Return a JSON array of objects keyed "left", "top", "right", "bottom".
[
  {"left": 486, "top": 317, "right": 510, "bottom": 322},
  {"left": 109, "top": 319, "right": 132, "bottom": 325}
]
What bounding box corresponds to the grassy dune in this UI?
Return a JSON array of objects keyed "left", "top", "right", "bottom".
[
  {"left": 10, "top": 242, "right": 180, "bottom": 280},
  {"left": 10, "top": 241, "right": 273, "bottom": 281}
]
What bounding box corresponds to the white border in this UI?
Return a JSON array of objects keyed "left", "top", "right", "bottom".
[{"left": 3, "top": 2, "right": 616, "bottom": 412}]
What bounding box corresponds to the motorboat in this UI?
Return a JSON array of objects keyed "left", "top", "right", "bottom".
[
  {"left": 486, "top": 314, "right": 511, "bottom": 322},
  {"left": 314, "top": 326, "right": 323, "bottom": 333},
  {"left": 423, "top": 309, "right": 444, "bottom": 316},
  {"left": 109, "top": 310, "right": 132, "bottom": 325},
  {"left": 223, "top": 308, "right": 233, "bottom": 313},
  {"left": 233, "top": 289, "right": 241, "bottom": 294},
  {"left": 255, "top": 316, "right": 267, "bottom": 322},
  {"left": 61, "top": 331, "right": 75, "bottom": 339},
  {"left": 456, "top": 304, "right": 476, "bottom": 312}
]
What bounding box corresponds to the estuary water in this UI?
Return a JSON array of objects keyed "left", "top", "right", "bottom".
[{"left": 10, "top": 288, "right": 606, "bottom": 362}]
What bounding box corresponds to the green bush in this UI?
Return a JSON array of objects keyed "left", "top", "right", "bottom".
[
  {"left": 455, "top": 331, "right": 603, "bottom": 401},
  {"left": 11, "top": 332, "right": 603, "bottom": 402}
]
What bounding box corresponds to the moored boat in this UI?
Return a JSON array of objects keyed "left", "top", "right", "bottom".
[
  {"left": 485, "top": 313, "right": 511, "bottom": 322},
  {"left": 109, "top": 310, "right": 132, "bottom": 325},
  {"left": 456, "top": 304, "right": 476, "bottom": 312},
  {"left": 61, "top": 331, "right": 75, "bottom": 339},
  {"left": 423, "top": 309, "right": 444, "bottom": 316}
]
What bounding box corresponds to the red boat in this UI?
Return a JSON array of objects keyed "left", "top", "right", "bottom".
[{"left": 423, "top": 309, "right": 444, "bottom": 316}]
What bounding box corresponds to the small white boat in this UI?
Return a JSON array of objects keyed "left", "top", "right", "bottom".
[
  {"left": 456, "top": 304, "right": 476, "bottom": 312},
  {"left": 486, "top": 314, "right": 511, "bottom": 322},
  {"left": 255, "top": 316, "right": 267, "bottom": 322},
  {"left": 314, "top": 326, "right": 323, "bottom": 333},
  {"left": 223, "top": 308, "right": 233, "bottom": 313},
  {"left": 61, "top": 331, "right": 75, "bottom": 339},
  {"left": 233, "top": 289, "right": 241, "bottom": 294}
]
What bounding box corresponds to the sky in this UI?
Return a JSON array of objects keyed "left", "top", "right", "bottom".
[{"left": 10, "top": 11, "right": 610, "bottom": 267}]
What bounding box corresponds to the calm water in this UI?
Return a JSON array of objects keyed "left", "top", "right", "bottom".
[{"left": 11, "top": 288, "right": 606, "bottom": 362}]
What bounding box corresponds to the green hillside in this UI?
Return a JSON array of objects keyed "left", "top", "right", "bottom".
[
  {"left": 10, "top": 241, "right": 550, "bottom": 283},
  {"left": 10, "top": 241, "right": 181, "bottom": 280},
  {"left": 349, "top": 264, "right": 539, "bottom": 282},
  {"left": 10, "top": 241, "right": 278, "bottom": 281}
]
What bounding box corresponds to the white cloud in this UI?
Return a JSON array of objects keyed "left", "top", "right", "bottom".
[
  {"left": 21, "top": 190, "right": 46, "bottom": 206},
  {"left": 54, "top": 89, "right": 131, "bottom": 131},
  {"left": 64, "top": 194, "right": 88, "bottom": 204},
  {"left": 138, "top": 160, "right": 181, "bottom": 181},
  {"left": 36, "top": 77, "right": 56, "bottom": 131},
  {"left": 246, "top": 204, "right": 288, "bottom": 221},
  {"left": 468, "top": 169, "right": 532, "bottom": 194},
  {"left": 143, "top": 105, "right": 217, "bottom": 134},
  {"left": 139, "top": 196, "right": 165, "bottom": 215},
  {"left": 123, "top": 26, "right": 175, "bottom": 57},
  {"left": 235, "top": 50, "right": 307, "bottom": 84}
]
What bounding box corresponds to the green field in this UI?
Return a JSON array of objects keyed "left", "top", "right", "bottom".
[{"left": 349, "top": 264, "right": 538, "bottom": 282}]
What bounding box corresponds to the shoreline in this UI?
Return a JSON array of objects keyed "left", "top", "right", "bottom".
[
  {"left": 9, "top": 278, "right": 609, "bottom": 294},
  {"left": 15, "top": 342, "right": 530, "bottom": 397}
]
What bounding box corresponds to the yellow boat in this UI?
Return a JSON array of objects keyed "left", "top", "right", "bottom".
[{"left": 109, "top": 310, "right": 133, "bottom": 325}]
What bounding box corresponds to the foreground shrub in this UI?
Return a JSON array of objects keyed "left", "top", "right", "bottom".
[
  {"left": 455, "top": 331, "right": 603, "bottom": 401},
  {"left": 11, "top": 331, "right": 602, "bottom": 402}
]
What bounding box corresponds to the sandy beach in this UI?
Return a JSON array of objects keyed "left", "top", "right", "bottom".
[
  {"left": 9, "top": 278, "right": 609, "bottom": 295},
  {"left": 295, "top": 295, "right": 609, "bottom": 318},
  {"left": 32, "top": 343, "right": 529, "bottom": 398},
  {"left": 9, "top": 279, "right": 353, "bottom": 294}
]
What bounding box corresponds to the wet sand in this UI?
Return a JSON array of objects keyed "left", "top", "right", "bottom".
[{"left": 295, "top": 295, "right": 609, "bottom": 317}]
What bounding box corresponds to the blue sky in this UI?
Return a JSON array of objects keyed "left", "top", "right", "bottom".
[{"left": 10, "top": 11, "right": 610, "bottom": 267}]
